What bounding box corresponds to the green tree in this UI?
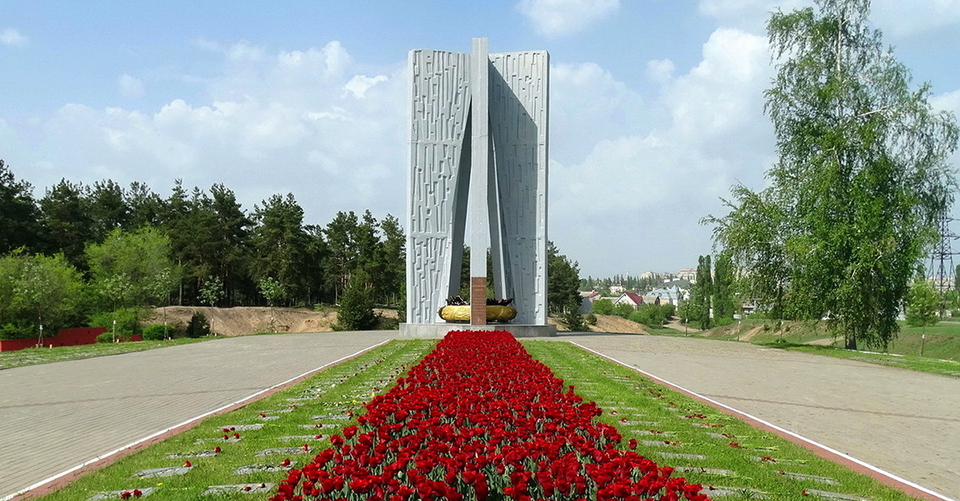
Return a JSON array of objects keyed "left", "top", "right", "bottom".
[
  {"left": 378, "top": 214, "right": 406, "bottom": 306},
  {"left": 713, "top": 252, "right": 736, "bottom": 324},
  {"left": 88, "top": 179, "right": 130, "bottom": 241},
  {"left": 39, "top": 179, "right": 93, "bottom": 268},
  {"left": 0, "top": 160, "right": 44, "bottom": 254},
  {"left": 591, "top": 298, "right": 614, "bottom": 315},
  {"left": 691, "top": 255, "right": 713, "bottom": 329},
  {"left": 708, "top": 0, "right": 957, "bottom": 350},
  {"left": 335, "top": 270, "right": 377, "bottom": 331},
  {"left": 199, "top": 275, "right": 225, "bottom": 307},
  {"left": 905, "top": 278, "right": 939, "bottom": 329},
  {"left": 85, "top": 226, "right": 179, "bottom": 311},
  {"left": 324, "top": 211, "right": 361, "bottom": 302},
  {"left": 258, "top": 277, "right": 288, "bottom": 307},
  {"left": 126, "top": 181, "right": 165, "bottom": 229},
  {"left": 252, "top": 193, "right": 311, "bottom": 305},
  {"left": 4, "top": 252, "right": 84, "bottom": 340},
  {"left": 547, "top": 242, "right": 582, "bottom": 316},
  {"left": 208, "top": 184, "right": 254, "bottom": 306}
]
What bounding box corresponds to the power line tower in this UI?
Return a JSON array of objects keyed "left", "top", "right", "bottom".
[{"left": 928, "top": 214, "right": 958, "bottom": 315}]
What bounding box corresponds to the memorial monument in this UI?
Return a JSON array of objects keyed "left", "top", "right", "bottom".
[{"left": 400, "top": 38, "right": 556, "bottom": 338}]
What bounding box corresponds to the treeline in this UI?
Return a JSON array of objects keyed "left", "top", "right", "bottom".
[{"left": 0, "top": 160, "right": 404, "bottom": 338}]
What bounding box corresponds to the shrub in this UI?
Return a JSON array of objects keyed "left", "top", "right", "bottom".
[
  {"left": 185, "top": 312, "right": 211, "bottom": 338},
  {"left": 586, "top": 313, "right": 598, "bottom": 326},
  {"left": 88, "top": 308, "right": 140, "bottom": 336},
  {"left": 0, "top": 323, "right": 34, "bottom": 340},
  {"left": 142, "top": 323, "right": 171, "bottom": 341},
  {"left": 613, "top": 303, "right": 635, "bottom": 319},
  {"left": 335, "top": 272, "right": 377, "bottom": 331},
  {"left": 591, "top": 298, "right": 614, "bottom": 315},
  {"left": 96, "top": 331, "right": 133, "bottom": 343}
]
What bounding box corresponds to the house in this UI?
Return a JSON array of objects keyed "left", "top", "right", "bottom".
[
  {"left": 644, "top": 286, "right": 684, "bottom": 306},
  {"left": 677, "top": 269, "right": 697, "bottom": 282},
  {"left": 613, "top": 292, "right": 645, "bottom": 309},
  {"left": 578, "top": 291, "right": 602, "bottom": 314}
]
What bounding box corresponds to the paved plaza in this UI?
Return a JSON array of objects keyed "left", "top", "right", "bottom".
[{"left": 0, "top": 331, "right": 957, "bottom": 500}]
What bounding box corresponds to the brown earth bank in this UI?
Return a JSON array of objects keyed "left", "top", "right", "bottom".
[
  {"left": 550, "top": 314, "right": 649, "bottom": 334},
  {"left": 145, "top": 306, "right": 399, "bottom": 336},
  {"left": 146, "top": 308, "right": 651, "bottom": 337}
]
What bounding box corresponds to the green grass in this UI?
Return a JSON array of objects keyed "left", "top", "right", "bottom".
[
  {"left": 0, "top": 338, "right": 211, "bottom": 370},
  {"left": 767, "top": 343, "right": 960, "bottom": 378},
  {"left": 665, "top": 318, "right": 960, "bottom": 377},
  {"left": 35, "top": 339, "right": 436, "bottom": 501},
  {"left": 31, "top": 338, "right": 924, "bottom": 501},
  {"left": 524, "top": 340, "right": 923, "bottom": 501}
]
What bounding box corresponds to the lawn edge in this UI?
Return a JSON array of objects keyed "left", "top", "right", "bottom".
[
  {"left": 3, "top": 339, "right": 393, "bottom": 501},
  {"left": 568, "top": 341, "right": 955, "bottom": 501}
]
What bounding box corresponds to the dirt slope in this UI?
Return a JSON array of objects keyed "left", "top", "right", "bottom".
[
  {"left": 550, "top": 314, "right": 649, "bottom": 334},
  {"left": 145, "top": 306, "right": 340, "bottom": 336}
]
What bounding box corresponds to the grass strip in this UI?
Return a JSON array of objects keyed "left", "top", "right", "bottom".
[
  {"left": 523, "top": 340, "right": 923, "bottom": 501},
  {"left": 30, "top": 336, "right": 926, "bottom": 501},
  {"left": 765, "top": 343, "right": 960, "bottom": 378},
  {"left": 0, "top": 338, "right": 210, "bottom": 370},
  {"left": 33, "top": 339, "right": 436, "bottom": 501}
]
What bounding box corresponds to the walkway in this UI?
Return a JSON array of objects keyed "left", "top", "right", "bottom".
[
  {"left": 0, "top": 331, "right": 957, "bottom": 500},
  {"left": 0, "top": 331, "right": 396, "bottom": 500},
  {"left": 565, "top": 333, "right": 959, "bottom": 500}
]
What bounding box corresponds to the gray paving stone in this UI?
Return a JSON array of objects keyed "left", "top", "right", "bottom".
[
  {"left": 803, "top": 489, "right": 871, "bottom": 500},
  {"left": 235, "top": 463, "right": 296, "bottom": 475},
  {"left": 656, "top": 452, "right": 707, "bottom": 460},
  {"left": 779, "top": 472, "right": 840, "bottom": 485},
  {"left": 219, "top": 424, "right": 263, "bottom": 431},
  {"left": 701, "top": 486, "right": 768, "bottom": 498},
  {"left": 166, "top": 450, "right": 218, "bottom": 459},
  {"left": 87, "top": 487, "right": 157, "bottom": 500},
  {"left": 132, "top": 466, "right": 192, "bottom": 478},
  {"left": 256, "top": 447, "right": 311, "bottom": 456},
  {"left": 674, "top": 466, "right": 737, "bottom": 476},
  {"left": 201, "top": 483, "right": 274, "bottom": 495}
]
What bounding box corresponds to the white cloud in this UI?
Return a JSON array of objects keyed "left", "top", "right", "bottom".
[
  {"left": 548, "top": 28, "right": 775, "bottom": 274},
  {"left": 31, "top": 40, "right": 409, "bottom": 226},
  {"left": 550, "top": 62, "right": 645, "bottom": 162},
  {"left": 1, "top": 28, "right": 28, "bottom": 47},
  {"left": 697, "top": 0, "right": 805, "bottom": 31},
  {"left": 517, "top": 0, "right": 619, "bottom": 37},
  {"left": 699, "top": 0, "right": 960, "bottom": 40},
  {"left": 344, "top": 75, "right": 389, "bottom": 99},
  {"left": 646, "top": 59, "right": 676, "bottom": 83},
  {"left": 118, "top": 74, "right": 145, "bottom": 99},
  {"left": 873, "top": 0, "right": 960, "bottom": 38}
]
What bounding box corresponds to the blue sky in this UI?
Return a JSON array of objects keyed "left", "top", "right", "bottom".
[{"left": 2, "top": 0, "right": 960, "bottom": 278}]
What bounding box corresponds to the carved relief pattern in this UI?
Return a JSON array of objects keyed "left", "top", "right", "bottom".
[
  {"left": 490, "top": 51, "right": 549, "bottom": 324},
  {"left": 407, "top": 44, "right": 548, "bottom": 325},
  {"left": 407, "top": 49, "right": 471, "bottom": 323}
]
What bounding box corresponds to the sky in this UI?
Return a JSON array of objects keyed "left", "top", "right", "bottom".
[{"left": 2, "top": 0, "right": 960, "bottom": 279}]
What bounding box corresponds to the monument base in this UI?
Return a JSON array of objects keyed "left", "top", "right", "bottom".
[{"left": 399, "top": 323, "right": 557, "bottom": 339}]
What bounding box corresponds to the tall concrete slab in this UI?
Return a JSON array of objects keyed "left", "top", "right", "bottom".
[{"left": 404, "top": 39, "right": 550, "bottom": 333}]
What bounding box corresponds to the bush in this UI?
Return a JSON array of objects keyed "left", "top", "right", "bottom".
[
  {"left": 88, "top": 308, "right": 140, "bottom": 336},
  {"left": 142, "top": 323, "right": 172, "bottom": 341},
  {"left": 591, "top": 298, "right": 614, "bottom": 315},
  {"left": 586, "top": 313, "right": 598, "bottom": 326},
  {"left": 0, "top": 323, "right": 35, "bottom": 340},
  {"left": 185, "top": 312, "right": 211, "bottom": 338},
  {"left": 335, "top": 272, "right": 377, "bottom": 331},
  {"left": 96, "top": 331, "right": 134, "bottom": 343},
  {"left": 613, "top": 303, "right": 635, "bottom": 319}
]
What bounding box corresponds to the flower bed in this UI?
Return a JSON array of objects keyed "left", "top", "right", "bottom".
[{"left": 271, "top": 330, "right": 708, "bottom": 501}]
